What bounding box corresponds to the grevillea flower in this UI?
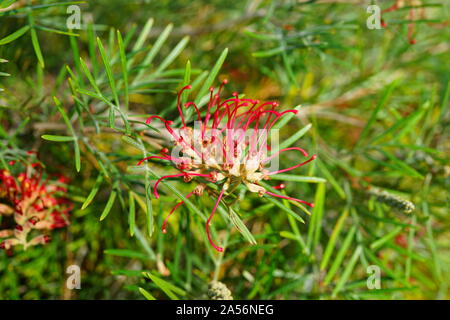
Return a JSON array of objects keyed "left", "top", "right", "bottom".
[
  {"left": 139, "top": 80, "right": 316, "bottom": 252},
  {"left": 0, "top": 155, "right": 72, "bottom": 251}
]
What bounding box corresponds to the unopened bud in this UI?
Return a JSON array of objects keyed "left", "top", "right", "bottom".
[
  {"left": 368, "top": 188, "right": 415, "bottom": 214},
  {"left": 207, "top": 281, "right": 233, "bottom": 300}
]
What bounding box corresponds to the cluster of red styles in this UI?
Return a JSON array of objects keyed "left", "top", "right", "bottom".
[
  {"left": 0, "top": 153, "right": 71, "bottom": 252},
  {"left": 138, "top": 80, "right": 316, "bottom": 252}
]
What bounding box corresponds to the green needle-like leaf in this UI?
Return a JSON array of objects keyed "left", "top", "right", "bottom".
[
  {"left": 100, "top": 190, "right": 117, "bottom": 221},
  {"left": 0, "top": 25, "right": 30, "bottom": 45}
]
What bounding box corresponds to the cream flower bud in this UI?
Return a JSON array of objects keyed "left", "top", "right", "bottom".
[
  {"left": 244, "top": 182, "right": 266, "bottom": 196},
  {"left": 245, "top": 158, "right": 259, "bottom": 173}
]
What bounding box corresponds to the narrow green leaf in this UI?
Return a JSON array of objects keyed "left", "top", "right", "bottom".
[
  {"left": 117, "top": 30, "right": 129, "bottom": 109},
  {"left": 357, "top": 81, "right": 397, "bottom": 146},
  {"left": 378, "top": 149, "right": 424, "bottom": 179},
  {"left": 104, "top": 249, "right": 147, "bottom": 260},
  {"left": 138, "top": 287, "right": 156, "bottom": 300},
  {"left": 145, "top": 184, "right": 153, "bottom": 237},
  {"left": 129, "top": 191, "right": 136, "bottom": 237},
  {"left": 35, "top": 24, "right": 79, "bottom": 36},
  {"left": 279, "top": 231, "right": 301, "bottom": 241},
  {"left": 154, "top": 36, "right": 189, "bottom": 75},
  {"left": 87, "top": 23, "right": 98, "bottom": 76},
  {"left": 79, "top": 57, "right": 101, "bottom": 94},
  {"left": 97, "top": 37, "right": 119, "bottom": 106},
  {"left": 307, "top": 183, "right": 326, "bottom": 250},
  {"left": 181, "top": 60, "right": 191, "bottom": 105},
  {"left": 405, "top": 215, "right": 417, "bottom": 281},
  {"left": 331, "top": 246, "right": 362, "bottom": 298},
  {"left": 134, "top": 23, "right": 173, "bottom": 82},
  {"left": 323, "top": 226, "right": 356, "bottom": 285},
  {"left": 227, "top": 207, "right": 257, "bottom": 245},
  {"left": 370, "top": 226, "right": 403, "bottom": 250},
  {"left": 53, "top": 96, "right": 76, "bottom": 136},
  {"left": 143, "top": 272, "right": 185, "bottom": 300},
  {"left": 81, "top": 174, "right": 103, "bottom": 210},
  {"left": 30, "top": 27, "right": 45, "bottom": 68},
  {"left": 422, "top": 199, "right": 443, "bottom": 281},
  {"left": 111, "top": 269, "right": 144, "bottom": 277},
  {"left": 134, "top": 227, "right": 156, "bottom": 260},
  {"left": 100, "top": 190, "right": 117, "bottom": 221},
  {"left": 252, "top": 46, "right": 285, "bottom": 58},
  {"left": 396, "top": 105, "right": 430, "bottom": 140},
  {"left": 132, "top": 18, "right": 154, "bottom": 53},
  {"left": 74, "top": 140, "right": 81, "bottom": 172},
  {"left": 0, "top": 26, "right": 30, "bottom": 45},
  {"left": 127, "top": 18, "right": 154, "bottom": 72},
  {"left": 317, "top": 160, "right": 346, "bottom": 199},
  {"left": 121, "top": 135, "right": 146, "bottom": 152},
  {"left": 270, "top": 174, "right": 326, "bottom": 183},
  {"left": 53, "top": 96, "right": 80, "bottom": 171},
  {"left": 195, "top": 48, "right": 228, "bottom": 107},
  {"left": 109, "top": 105, "right": 115, "bottom": 128},
  {"left": 278, "top": 123, "right": 312, "bottom": 150},
  {"left": 41, "top": 135, "right": 75, "bottom": 142},
  {"left": 321, "top": 207, "right": 349, "bottom": 270},
  {"left": 370, "top": 103, "right": 428, "bottom": 145}
]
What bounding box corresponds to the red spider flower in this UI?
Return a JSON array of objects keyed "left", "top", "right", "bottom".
[
  {"left": 0, "top": 156, "right": 72, "bottom": 251},
  {"left": 139, "top": 80, "right": 316, "bottom": 252}
]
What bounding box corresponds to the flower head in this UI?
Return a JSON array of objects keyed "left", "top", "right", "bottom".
[
  {"left": 0, "top": 155, "right": 72, "bottom": 251},
  {"left": 139, "top": 80, "right": 316, "bottom": 252}
]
